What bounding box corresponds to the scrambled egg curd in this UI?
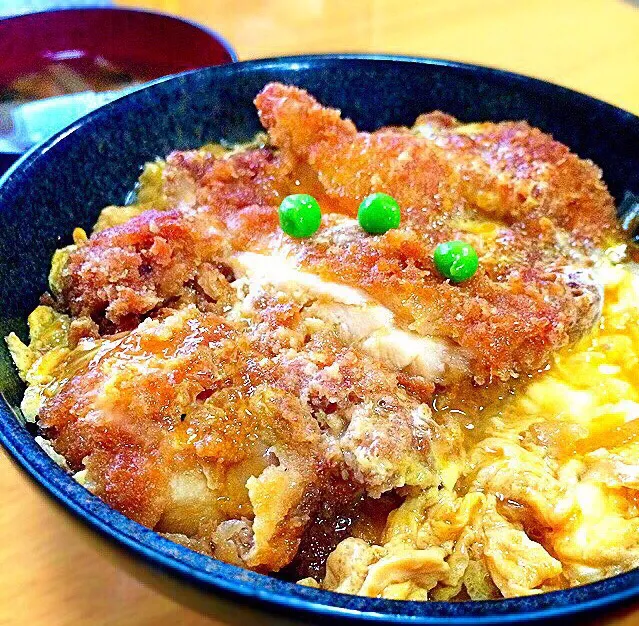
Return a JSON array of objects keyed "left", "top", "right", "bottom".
[{"left": 6, "top": 83, "right": 639, "bottom": 601}]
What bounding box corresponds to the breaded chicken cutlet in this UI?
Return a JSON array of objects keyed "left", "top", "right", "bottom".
[{"left": 9, "top": 83, "right": 636, "bottom": 599}]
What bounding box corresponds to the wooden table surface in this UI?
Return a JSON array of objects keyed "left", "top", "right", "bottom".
[{"left": 2, "top": 1, "right": 639, "bottom": 624}]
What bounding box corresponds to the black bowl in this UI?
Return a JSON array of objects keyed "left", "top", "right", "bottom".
[{"left": 1, "top": 55, "right": 639, "bottom": 625}]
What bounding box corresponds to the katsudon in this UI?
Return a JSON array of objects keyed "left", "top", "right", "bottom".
[{"left": 7, "top": 83, "right": 639, "bottom": 601}]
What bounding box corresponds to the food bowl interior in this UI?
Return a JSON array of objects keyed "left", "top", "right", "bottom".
[{"left": 1, "top": 56, "right": 639, "bottom": 625}]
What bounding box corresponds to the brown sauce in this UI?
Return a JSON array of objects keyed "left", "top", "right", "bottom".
[{"left": 0, "top": 57, "right": 151, "bottom": 104}]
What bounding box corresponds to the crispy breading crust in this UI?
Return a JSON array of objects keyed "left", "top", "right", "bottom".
[
  {"left": 38, "top": 304, "right": 441, "bottom": 571},
  {"left": 253, "top": 83, "right": 615, "bottom": 380}
]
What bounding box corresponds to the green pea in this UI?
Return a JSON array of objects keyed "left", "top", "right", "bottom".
[
  {"left": 358, "top": 193, "right": 401, "bottom": 234},
  {"left": 278, "top": 194, "right": 322, "bottom": 238},
  {"left": 433, "top": 240, "right": 479, "bottom": 283}
]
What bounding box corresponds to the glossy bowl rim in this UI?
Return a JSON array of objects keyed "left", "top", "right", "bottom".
[{"left": 1, "top": 54, "right": 639, "bottom": 625}]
